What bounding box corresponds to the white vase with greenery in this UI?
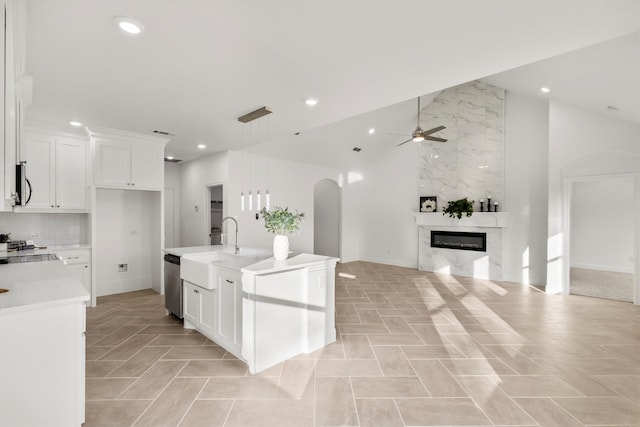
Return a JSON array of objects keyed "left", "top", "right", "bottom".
[{"left": 259, "top": 207, "right": 305, "bottom": 260}]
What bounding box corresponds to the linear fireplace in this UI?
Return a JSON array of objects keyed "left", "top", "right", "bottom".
[{"left": 430, "top": 230, "right": 487, "bottom": 252}]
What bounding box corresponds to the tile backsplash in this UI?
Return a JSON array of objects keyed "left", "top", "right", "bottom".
[{"left": 0, "top": 213, "right": 88, "bottom": 246}]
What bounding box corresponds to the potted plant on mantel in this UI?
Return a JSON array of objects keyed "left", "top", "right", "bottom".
[
  {"left": 0, "top": 233, "right": 10, "bottom": 252},
  {"left": 442, "top": 198, "right": 474, "bottom": 219},
  {"left": 259, "top": 207, "right": 305, "bottom": 260}
]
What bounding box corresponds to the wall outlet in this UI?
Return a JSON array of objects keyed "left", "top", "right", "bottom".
[{"left": 118, "top": 263, "right": 128, "bottom": 272}]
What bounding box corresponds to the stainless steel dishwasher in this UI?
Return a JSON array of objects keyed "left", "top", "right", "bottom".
[{"left": 164, "top": 253, "right": 183, "bottom": 318}]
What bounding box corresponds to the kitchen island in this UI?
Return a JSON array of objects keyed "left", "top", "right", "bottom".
[
  {"left": 0, "top": 260, "right": 89, "bottom": 426},
  {"left": 176, "top": 247, "right": 338, "bottom": 374}
]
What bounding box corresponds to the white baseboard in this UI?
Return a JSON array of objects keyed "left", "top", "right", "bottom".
[
  {"left": 97, "top": 276, "right": 153, "bottom": 297},
  {"left": 570, "top": 263, "right": 634, "bottom": 274},
  {"left": 359, "top": 256, "right": 417, "bottom": 269}
]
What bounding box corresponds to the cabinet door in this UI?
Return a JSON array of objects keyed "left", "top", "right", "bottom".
[
  {"left": 130, "top": 143, "right": 163, "bottom": 189},
  {"left": 183, "top": 281, "right": 200, "bottom": 327},
  {"left": 66, "top": 263, "right": 91, "bottom": 296},
  {"left": 23, "top": 134, "right": 55, "bottom": 209},
  {"left": 56, "top": 138, "right": 87, "bottom": 210},
  {"left": 199, "top": 288, "right": 217, "bottom": 338},
  {"left": 217, "top": 269, "right": 242, "bottom": 352},
  {"left": 94, "top": 140, "right": 131, "bottom": 187}
]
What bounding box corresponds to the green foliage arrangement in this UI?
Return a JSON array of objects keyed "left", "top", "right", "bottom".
[
  {"left": 442, "top": 198, "right": 474, "bottom": 219},
  {"left": 0, "top": 233, "right": 10, "bottom": 243},
  {"left": 259, "top": 207, "right": 305, "bottom": 235}
]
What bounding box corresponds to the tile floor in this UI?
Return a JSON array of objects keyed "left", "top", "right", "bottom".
[{"left": 84, "top": 261, "right": 640, "bottom": 427}]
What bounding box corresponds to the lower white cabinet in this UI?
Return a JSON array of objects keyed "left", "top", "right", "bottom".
[
  {"left": 216, "top": 268, "right": 242, "bottom": 356},
  {"left": 57, "top": 248, "right": 92, "bottom": 304},
  {"left": 183, "top": 269, "right": 243, "bottom": 358},
  {"left": 183, "top": 280, "right": 216, "bottom": 339}
]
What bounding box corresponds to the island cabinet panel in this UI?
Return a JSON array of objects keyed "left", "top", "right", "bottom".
[
  {"left": 216, "top": 268, "right": 243, "bottom": 357},
  {"left": 182, "top": 280, "right": 217, "bottom": 339},
  {"left": 0, "top": 301, "right": 86, "bottom": 426}
]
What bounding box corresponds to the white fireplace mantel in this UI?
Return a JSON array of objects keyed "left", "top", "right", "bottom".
[{"left": 415, "top": 212, "right": 511, "bottom": 228}]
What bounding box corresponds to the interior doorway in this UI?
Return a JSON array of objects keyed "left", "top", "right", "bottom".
[
  {"left": 568, "top": 176, "right": 636, "bottom": 302},
  {"left": 207, "top": 185, "right": 223, "bottom": 245},
  {"left": 314, "top": 179, "right": 341, "bottom": 258}
]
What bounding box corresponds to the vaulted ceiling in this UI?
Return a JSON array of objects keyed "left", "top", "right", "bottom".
[{"left": 24, "top": 1, "right": 639, "bottom": 168}]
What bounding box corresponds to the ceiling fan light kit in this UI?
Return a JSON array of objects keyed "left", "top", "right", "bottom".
[{"left": 397, "top": 97, "right": 447, "bottom": 146}]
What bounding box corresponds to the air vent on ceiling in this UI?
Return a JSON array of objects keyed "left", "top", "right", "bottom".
[
  {"left": 164, "top": 157, "right": 182, "bottom": 163},
  {"left": 153, "top": 129, "right": 175, "bottom": 136},
  {"left": 352, "top": 147, "right": 362, "bottom": 152}
]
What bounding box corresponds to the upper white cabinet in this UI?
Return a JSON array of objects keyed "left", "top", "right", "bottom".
[
  {"left": 89, "top": 127, "right": 169, "bottom": 190},
  {"left": 20, "top": 129, "right": 88, "bottom": 212}
]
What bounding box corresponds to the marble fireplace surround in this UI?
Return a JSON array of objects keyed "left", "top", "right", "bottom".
[{"left": 416, "top": 213, "right": 510, "bottom": 281}]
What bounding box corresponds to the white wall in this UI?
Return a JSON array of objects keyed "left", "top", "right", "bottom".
[
  {"left": 178, "top": 152, "right": 229, "bottom": 247},
  {"left": 95, "top": 189, "right": 158, "bottom": 296},
  {"left": 502, "top": 92, "right": 549, "bottom": 285},
  {"left": 357, "top": 143, "right": 419, "bottom": 267},
  {"left": 226, "top": 151, "right": 343, "bottom": 255},
  {"left": 314, "top": 179, "right": 341, "bottom": 257},
  {"left": 547, "top": 100, "right": 640, "bottom": 292},
  {"left": 571, "top": 177, "right": 634, "bottom": 272}
]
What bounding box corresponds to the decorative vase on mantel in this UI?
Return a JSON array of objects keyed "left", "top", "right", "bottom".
[
  {"left": 260, "top": 207, "right": 305, "bottom": 261},
  {"left": 273, "top": 235, "right": 289, "bottom": 261}
]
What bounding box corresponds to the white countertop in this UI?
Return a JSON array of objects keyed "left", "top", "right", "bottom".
[
  {"left": 164, "top": 245, "right": 228, "bottom": 257},
  {"left": 242, "top": 253, "right": 339, "bottom": 275},
  {"left": 0, "top": 244, "right": 91, "bottom": 258},
  {"left": 0, "top": 261, "right": 89, "bottom": 314}
]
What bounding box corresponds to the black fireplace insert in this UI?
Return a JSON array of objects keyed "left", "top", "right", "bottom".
[{"left": 430, "top": 230, "right": 487, "bottom": 252}]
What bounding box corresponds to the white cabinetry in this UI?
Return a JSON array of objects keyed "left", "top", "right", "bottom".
[
  {"left": 183, "top": 280, "right": 216, "bottom": 338},
  {"left": 20, "top": 130, "right": 88, "bottom": 211},
  {"left": 216, "top": 268, "right": 242, "bottom": 356},
  {"left": 57, "top": 248, "right": 92, "bottom": 303},
  {"left": 0, "top": 301, "right": 86, "bottom": 426},
  {"left": 91, "top": 128, "right": 167, "bottom": 190}
]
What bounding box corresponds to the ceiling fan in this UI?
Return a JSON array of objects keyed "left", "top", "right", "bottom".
[{"left": 397, "top": 97, "right": 447, "bottom": 146}]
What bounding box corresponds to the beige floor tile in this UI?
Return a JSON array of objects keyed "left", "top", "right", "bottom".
[
  {"left": 367, "top": 333, "right": 424, "bottom": 345},
  {"left": 410, "top": 359, "right": 467, "bottom": 397},
  {"left": 355, "top": 399, "right": 404, "bottom": 427},
  {"left": 276, "top": 359, "right": 316, "bottom": 400},
  {"left": 440, "top": 357, "right": 517, "bottom": 376},
  {"left": 316, "top": 359, "right": 383, "bottom": 377},
  {"left": 99, "top": 334, "right": 159, "bottom": 361},
  {"left": 513, "top": 398, "right": 584, "bottom": 427},
  {"left": 339, "top": 323, "right": 389, "bottom": 334},
  {"left": 553, "top": 396, "right": 640, "bottom": 425},
  {"left": 108, "top": 346, "right": 170, "bottom": 377},
  {"left": 138, "top": 324, "right": 193, "bottom": 334},
  {"left": 342, "top": 334, "right": 375, "bottom": 359},
  {"left": 178, "top": 359, "right": 248, "bottom": 377},
  {"left": 444, "top": 334, "right": 491, "bottom": 358},
  {"left": 373, "top": 346, "right": 416, "bottom": 376},
  {"left": 199, "top": 376, "right": 280, "bottom": 399},
  {"left": 395, "top": 397, "right": 491, "bottom": 426},
  {"left": 85, "top": 400, "right": 152, "bottom": 427},
  {"left": 497, "top": 375, "right": 584, "bottom": 397},
  {"left": 401, "top": 344, "right": 465, "bottom": 359},
  {"left": 315, "top": 377, "right": 358, "bottom": 426},
  {"left": 149, "top": 334, "right": 208, "bottom": 346},
  {"left": 133, "top": 377, "right": 207, "bottom": 426},
  {"left": 293, "top": 342, "right": 346, "bottom": 360},
  {"left": 593, "top": 375, "right": 640, "bottom": 401},
  {"left": 224, "top": 399, "right": 314, "bottom": 427},
  {"left": 120, "top": 360, "right": 186, "bottom": 399},
  {"left": 410, "top": 324, "right": 449, "bottom": 345},
  {"left": 86, "top": 346, "right": 115, "bottom": 361},
  {"left": 161, "top": 345, "right": 226, "bottom": 360},
  {"left": 381, "top": 316, "right": 414, "bottom": 333},
  {"left": 86, "top": 360, "right": 123, "bottom": 378},
  {"left": 357, "top": 309, "right": 385, "bottom": 324},
  {"left": 178, "top": 400, "right": 233, "bottom": 427},
  {"left": 351, "top": 377, "right": 428, "bottom": 398},
  {"left": 86, "top": 377, "right": 136, "bottom": 400},
  {"left": 457, "top": 376, "right": 536, "bottom": 425}
]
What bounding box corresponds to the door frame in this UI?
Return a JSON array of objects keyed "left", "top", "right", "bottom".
[{"left": 562, "top": 172, "right": 639, "bottom": 304}]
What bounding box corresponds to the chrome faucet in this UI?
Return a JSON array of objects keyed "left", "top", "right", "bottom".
[{"left": 222, "top": 216, "right": 239, "bottom": 254}]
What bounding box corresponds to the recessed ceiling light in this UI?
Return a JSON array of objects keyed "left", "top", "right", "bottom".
[
  {"left": 69, "top": 121, "right": 82, "bottom": 127},
  {"left": 606, "top": 105, "right": 619, "bottom": 112},
  {"left": 540, "top": 87, "right": 550, "bottom": 93},
  {"left": 305, "top": 98, "right": 319, "bottom": 106},
  {"left": 197, "top": 144, "right": 206, "bottom": 149},
  {"left": 166, "top": 156, "right": 174, "bottom": 160},
  {"left": 368, "top": 128, "right": 375, "bottom": 135},
  {"left": 114, "top": 16, "right": 144, "bottom": 34}
]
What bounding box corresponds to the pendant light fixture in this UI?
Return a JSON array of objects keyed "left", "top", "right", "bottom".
[{"left": 238, "top": 106, "right": 273, "bottom": 212}]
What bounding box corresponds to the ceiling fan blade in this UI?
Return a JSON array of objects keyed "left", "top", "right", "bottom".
[
  {"left": 396, "top": 138, "right": 413, "bottom": 146},
  {"left": 422, "top": 125, "right": 446, "bottom": 136},
  {"left": 424, "top": 136, "right": 447, "bottom": 142}
]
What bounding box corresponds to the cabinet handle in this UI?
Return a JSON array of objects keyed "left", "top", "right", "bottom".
[
  {"left": 194, "top": 289, "right": 199, "bottom": 294},
  {"left": 67, "top": 256, "right": 80, "bottom": 260},
  {"left": 56, "top": 205, "right": 60, "bottom": 208},
  {"left": 131, "top": 183, "right": 135, "bottom": 186},
  {"left": 84, "top": 265, "right": 88, "bottom": 269},
  {"left": 51, "top": 205, "right": 54, "bottom": 208},
  {"left": 226, "top": 279, "right": 234, "bottom": 284}
]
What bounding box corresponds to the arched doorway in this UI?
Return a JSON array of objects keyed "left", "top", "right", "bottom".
[{"left": 314, "top": 179, "right": 341, "bottom": 258}]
